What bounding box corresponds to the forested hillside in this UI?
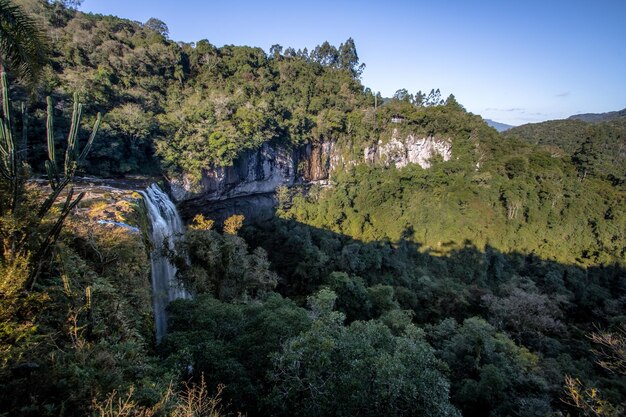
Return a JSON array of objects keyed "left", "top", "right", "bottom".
[
  {"left": 14, "top": 0, "right": 380, "bottom": 181},
  {"left": 568, "top": 108, "right": 626, "bottom": 123},
  {"left": 503, "top": 117, "right": 625, "bottom": 184},
  {"left": 1, "top": 1, "right": 625, "bottom": 417}
]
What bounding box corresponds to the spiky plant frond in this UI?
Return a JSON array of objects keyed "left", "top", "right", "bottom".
[{"left": 0, "top": 0, "right": 50, "bottom": 86}]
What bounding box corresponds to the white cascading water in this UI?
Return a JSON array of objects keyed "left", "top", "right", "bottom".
[{"left": 140, "top": 184, "right": 190, "bottom": 342}]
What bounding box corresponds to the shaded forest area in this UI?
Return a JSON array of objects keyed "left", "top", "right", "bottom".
[{"left": 4, "top": 209, "right": 622, "bottom": 416}]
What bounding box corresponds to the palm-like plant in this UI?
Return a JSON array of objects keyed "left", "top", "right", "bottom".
[{"left": 0, "top": 0, "right": 50, "bottom": 86}]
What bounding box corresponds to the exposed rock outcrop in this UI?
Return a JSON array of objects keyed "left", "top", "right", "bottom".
[
  {"left": 302, "top": 141, "right": 335, "bottom": 182},
  {"left": 364, "top": 129, "right": 451, "bottom": 169},
  {"left": 170, "top": 142, "right": 297, "bottom": 203},
  {"left": 171, "top": 130, "right": 453, "bottom": 221}
]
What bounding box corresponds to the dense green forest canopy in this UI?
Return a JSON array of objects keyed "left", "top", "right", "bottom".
[
  {"left": 11, "top": 0, "right": 380, "bottom": 180},
  {"left": 0, "top": 1, "right": 625, "bottom": 417},
  {"left": 503, "top": 117, "right": 625, "bottom": 184}
]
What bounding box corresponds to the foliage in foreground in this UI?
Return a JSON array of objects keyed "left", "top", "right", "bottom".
[{"left": 0, "top": 0, "right": 49, "bottom": 86}]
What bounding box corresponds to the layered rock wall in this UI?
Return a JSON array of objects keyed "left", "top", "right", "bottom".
[
  {"left": 171, "top": 131, "right": 452, "bottom": 220},
  {"left": 364, "top": 129, "right": 452, "bottom": 169},
  {"left": 170, "top": 142, "right": 297, "bottom": 202}
]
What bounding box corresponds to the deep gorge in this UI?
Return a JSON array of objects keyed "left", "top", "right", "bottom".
[{"left": 1, "top": 2, "right": 624, "bottom": 416}]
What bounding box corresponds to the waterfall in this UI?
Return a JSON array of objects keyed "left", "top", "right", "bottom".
[{"left": 140, "top": 184, "right": 190, "bottom": 342}]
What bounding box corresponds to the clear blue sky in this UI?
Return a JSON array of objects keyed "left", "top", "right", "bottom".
[{"left": 79, "top": 0, "right": 626, "bottom": 126}]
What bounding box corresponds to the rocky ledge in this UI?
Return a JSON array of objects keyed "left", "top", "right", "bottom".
[{"left": 170, "top": 131, "right": 452, "bottom": 222}]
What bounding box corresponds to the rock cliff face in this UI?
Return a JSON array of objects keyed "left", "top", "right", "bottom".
[
  {"left": 364, "top": 129, "right": 452, "bottom": 169},
  {"left": 302, "top": 141, "right": 336, "bottom": 182},
  {"left": 170, "top": 142, "right": 296, "bottom": 203},
  {"left": 170, "top": 142, "right": 296, "bottom": 222},
  {"left": 171, "top": 140, "right": 341, "bottom": 221},
  {"left": 171, "top": 132, "right": 452, "bottom": 221}
]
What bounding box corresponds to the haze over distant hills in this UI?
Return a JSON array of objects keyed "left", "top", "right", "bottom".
[
  {"left": 490, "top": 108, "right": 625, "bottom": 131},
  {"left": 484, "top": 119, "right": 515, "bottom": 132},
  {"left": 568, "top": 108, "right": 626, "bottom": 123}
]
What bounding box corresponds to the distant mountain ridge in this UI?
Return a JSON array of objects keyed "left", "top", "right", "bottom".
[
  {"left": 568, "top": 108, "right": 626, "bottom": 123},
  {"left": 485, "top": 119, "right": 514, "bottom": 132}
]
